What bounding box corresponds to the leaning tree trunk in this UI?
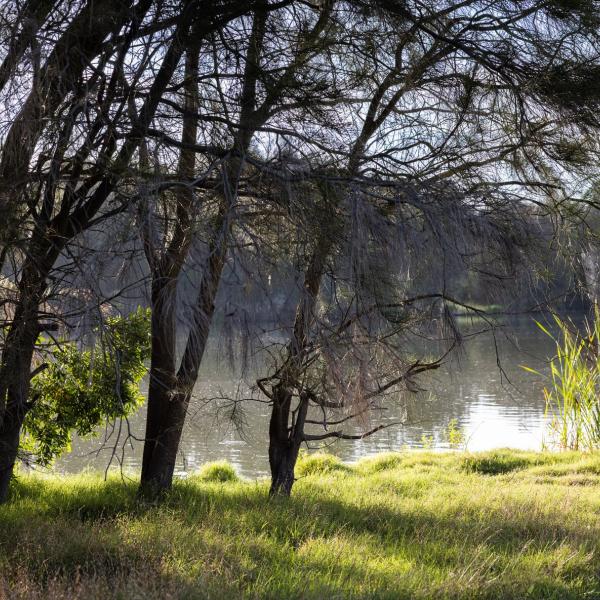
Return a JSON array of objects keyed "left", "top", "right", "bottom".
[
  {"left": 139, "top": 239, "right": 227, "bottom": 495},
  {"left": 139, "top": 275, "right": 178, "bottom": 496},
  {"left": 139, "top": 388, "right": 192, "bottom": 494},
  {"left": 0, "top": 251, "right": 52, "bottom": 502},
  {"left": 138, "top": 38, "right": 212, "bottom": 497}
]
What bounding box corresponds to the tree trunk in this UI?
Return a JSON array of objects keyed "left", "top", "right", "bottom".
[
  {"left": 269, "top": 439, "right": 301, "bottom": 497},
  {"left": 0, "top": 414, "right": 22, "bottom": 501},
  {"left": 139, "top": 276, "right": 178, "bottom": 496},
  {"left": 139, "top": 245, "right": 225, "bottom": 496},
  {"left": 0, "top": 366, "right": 33, "bottom": 502},
  {"left": 138, "top": 39, "right": 205, "bottom": 498},
  {"left": 139, "top": 389, "right": 191, "bottom": 495},
  {"left": 581, "top": 246, "right": 600, "bottom": 310},
  {"left": 0, "top": 262, "right": 48, "bottom": 502},
  {"left": 268, "top": 384, "right": 308, "bottom": 497},
  {"left": 266, "top": 231, "right": 331, "bottom": 496}
]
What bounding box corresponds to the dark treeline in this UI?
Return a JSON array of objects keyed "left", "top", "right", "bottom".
[{"left": 1, "top": 0, "right": 600, "bottom": 502}]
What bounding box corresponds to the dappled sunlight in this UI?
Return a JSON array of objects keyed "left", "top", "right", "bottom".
[{"left": 3, "top": 452, "right": 600, "bottom": 598}]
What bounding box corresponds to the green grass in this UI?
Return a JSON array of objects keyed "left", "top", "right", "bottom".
[
  {"left": 2, "top": 450, "right": 600, "bottom": 599},
  {"left": 197, "top": 460, "right": 240, "bottom": 483}
]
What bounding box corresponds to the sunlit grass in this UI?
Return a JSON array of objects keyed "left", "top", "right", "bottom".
[{"left": 2, "top": 450, "right": 600, "bottom": 598}]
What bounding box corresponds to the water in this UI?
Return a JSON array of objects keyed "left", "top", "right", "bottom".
[{"left": 55, "top": 316, "right": 557, "bottom": 478}]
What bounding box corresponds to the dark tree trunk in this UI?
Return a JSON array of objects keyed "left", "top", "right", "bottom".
[
  {"left": 139, "top": 276, "right": 178, "bottom": 496},
  {"left": 269, "top": 439, "right": 301, "bottom": 497},
  {"left": 139, "top": 390, "right": 191, "bottom": 495},
  {"left": 139, "top": 247, "right": 225, "bottom": 496},
  {"left": 138, "top": 39, "right": 212, "bottom": 498},
  {"left": 266, "top": 231, "right": 331, "bottom": 497},
  {"left": 0, "top": 414, "right": 22, "bottom": 502},
  {"left": 268, "top": 384, "right": 308, "bottom": 497},
  {"left": 138, "top": 267, "right": 203, "bottom": 496},
  {"left": 0, "top": 358, "right": 34, "bottom": 502},
  {"left": 0, "top": 257, "right": 49, "bottom": 502}
]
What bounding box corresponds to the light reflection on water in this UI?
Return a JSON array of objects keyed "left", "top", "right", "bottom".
[{"left": 56, "top": 316, "right": 558, "bottom": 478}]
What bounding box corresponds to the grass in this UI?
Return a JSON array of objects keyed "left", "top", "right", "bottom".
[{"left": 2, "top": 450, "right": 600, "bottom": 599}]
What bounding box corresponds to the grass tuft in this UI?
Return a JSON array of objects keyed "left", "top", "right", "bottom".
[
  {"left": 461, "top": 449, "right": 536, "bottom": 475},
  {"left": 196, "top": 460, "right": 239, "bottom": 483},
  {"left": 356, "top": 452, "right": 403, "bottom": 473},
  {"left": 295, "top": 453, "right": 350, "bottom": 477}
]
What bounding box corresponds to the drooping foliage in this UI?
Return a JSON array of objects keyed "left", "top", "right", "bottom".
[{"left": 21, "top": 308, "right": 151, "bottom": 465}]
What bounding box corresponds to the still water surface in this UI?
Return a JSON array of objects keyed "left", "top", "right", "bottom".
[{"left": 56, "top": 316, "right": 559, "bottom": 478}]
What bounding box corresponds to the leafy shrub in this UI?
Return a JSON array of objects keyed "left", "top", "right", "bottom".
[
  {"left": 197, "top": 461, "right": 239, "bottom": 482},
  {"left": 296, "top": 453, "right": 349, "bottom": 477},
  {"left": 22, "top": 308, "right": 151, "bottom": 465}
]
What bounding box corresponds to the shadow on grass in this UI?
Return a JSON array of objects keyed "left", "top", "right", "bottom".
[{"left": 1, "top": 472, "right": 598, "bottom": 599}]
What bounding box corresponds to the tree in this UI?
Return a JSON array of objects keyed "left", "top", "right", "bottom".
[
  {"left": 0, "top": 0, "right": 253, "bottom": 502},
  {"left": 251, "top": 0, "right": 600, "bottom": 495},
  {"left": 137, "top": 1, "right": 339, "bottom": 496},
  {"left": 1, "top": 0, "right": 598, "bottom": 504}
]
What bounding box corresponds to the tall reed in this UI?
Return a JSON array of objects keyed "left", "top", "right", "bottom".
[{"left": 525, "top": 310, "right": 600, "bottom": 450}]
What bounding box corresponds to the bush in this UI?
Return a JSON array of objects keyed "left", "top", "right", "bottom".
[
  {"left": 21, "top": 308, "right": 151, "bottom": 465},
  {"left": 197, "top": 461, "right": 239, "bottom": 483}
]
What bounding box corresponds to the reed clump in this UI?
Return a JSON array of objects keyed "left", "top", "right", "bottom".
[{"left": 525, "top": 311, "right": 600, "bottom": 451}]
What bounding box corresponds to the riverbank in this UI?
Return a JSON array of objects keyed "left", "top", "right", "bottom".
[{"left": 2, "top": 450, "right": 600, "bottom": 599}]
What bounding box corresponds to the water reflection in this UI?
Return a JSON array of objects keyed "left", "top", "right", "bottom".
[{"left": 56, "top": 316, "right": 557, "bottom": 478}]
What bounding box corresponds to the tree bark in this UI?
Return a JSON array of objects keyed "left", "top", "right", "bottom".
[
  {"left": 139, "top": 276, "right": 178, "bottom": 494},
  {"left": 138, "top": 389, "right": 191, "bottom": 494},
  {"left": 138, "top": 38, "right": 202, "bottom": 496},
  {"left": 268, "top": 384, "right": 303, "bottom": 496},
  {"left": 139, "top": 232, "right": 227, "bottom": 495},
  {"left": 0, "top": 238, "right": 57, "bottom": 502}
]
